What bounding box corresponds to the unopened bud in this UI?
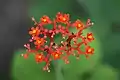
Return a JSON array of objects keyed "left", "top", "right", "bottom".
[
  {"left": 45, "top": 29, "right": 48, "bottom": 32},
  {"left": 91, "top": 22, "right": 94, "bottom": 25},
  {"left": 51, "top": 36, "right": 53, "bottom": 38},
  {"left": 63, "top": 37, "right": 65, "bottom": 39},
  {"left": 61, "top": 41, "right": 63, "bottom": 43},
  {"left": 49, "top": 30, "right": 52, "bottom": 33},
  {"left": 21, "top": 54, "right": 24, "bottom": 56},
  {"left": 48, "top": 70, "right": 50, "bottom": 72},
  {"left": 31, "top": 17, "right": 35, "bottom": 21},
  {"left": 44, "top": 36, "right": 47, "bottom": 38}
]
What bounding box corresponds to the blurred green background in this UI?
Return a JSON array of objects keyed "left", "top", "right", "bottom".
[{"left": 11, "top": 0, "right": 120, "bottom": 80}]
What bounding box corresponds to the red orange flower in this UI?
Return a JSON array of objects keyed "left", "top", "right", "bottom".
[
  {"left": 72, "top": 19, "right": 84, "bottom": 30},
  {"left": 29, "top": 27, "right": 40, "bottom": 36},
  {"left": 40, "top": 15, "right": 51, "bottom": 24},
  {"left": 35, "top": 53, "right": 44, "bottom": 63},
  {"left": 86, "top": 46, "right": 94, "bottom": 54},
  {"left": 52, "top": 51, "right": 62, "bottom": 60},
  {"left": 23, "top": 54, "right": 28, "bottom": 59},
  {"left": 56, "top": 12, "right": 69, "bottom": 24},
  {"left": 86, "top": 32, "right": 94, "bottom": 42},
  {"left": 34, "top": 38, "right": 45, "bottom": 46}
]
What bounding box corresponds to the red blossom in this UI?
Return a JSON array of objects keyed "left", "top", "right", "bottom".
[
  {"left": 35, "top": 53, "right": 44, "bottom": 63},
  {"left": 56, "top": 12, "right": 69, "bottom": 24},
  {"left": 87, "top": 32, "right": 94, "bottom": 42},
  {"left": 86, "top": 46, "right": 94, "bottom": 54},
  {"left": 40, "top": 15, "right": 52, "bottom": 24},
  {"left": 21, "top": 12, "right": 95, "bottom": 72},
  {"left": 22, "top": 54, "right": 28, "bottom": 59},
  {"left": 72, "top": 19, "right": 84, "bottom": 30},
  {"left": 34, "top": 38, "right": 45, "bottom": 46},
  {"left": 29, "top": 27, "right": 40, "bottom": 36},
  {"left": 52, "top": 51, "right": 62, "bottom": 60}
]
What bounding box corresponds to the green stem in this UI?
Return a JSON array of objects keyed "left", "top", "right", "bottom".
[{"left": 52, "top": 61, "right": 64, "bottom": 80}]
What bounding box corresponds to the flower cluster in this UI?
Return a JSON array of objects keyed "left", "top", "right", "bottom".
[{"left": 21, "top": 12, "right": 95, "bottom": 72}]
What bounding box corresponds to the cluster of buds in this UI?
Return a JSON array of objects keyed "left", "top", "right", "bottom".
[{"left": 21, "top": 12, "right": 95, "bottom": 72}]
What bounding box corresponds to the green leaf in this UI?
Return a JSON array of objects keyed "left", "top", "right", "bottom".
[
  {"left": 90, "top": 65, "right": 119, "bottom": 80},
  {"left": 11, "top": 50, "right": 56, "bottom": 80}
]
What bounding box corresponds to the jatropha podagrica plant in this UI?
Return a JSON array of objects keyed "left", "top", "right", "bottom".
[{"left": 21, "top": 12, "right": 95, "bottom": 72}]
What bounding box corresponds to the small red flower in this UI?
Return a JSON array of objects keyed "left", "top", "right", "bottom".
[
  {"left": 35, "top": 53, "right": 44, "bottom": 63},
  {"left": 29, "top": 27, "right": 40, "bottom": 36},
  {"left": 56, "top": 12, "right": 69, "bottom": 24},
  {"left": 86, "top": 46, "right": 94, "bottom": 54},
  {"left": 40, "top": 15, "right": 51, "bottom": 24},
  {"left": 23, "top": 54, "right": 29, "bottom": 59},
  {"left": 34, "top": 38, "right": 45, "bottom": 46},
  {"left": 87, "top": 32, "right": 94, "bottom": 42},
  {"left": 72, "top": 19, "right": 84, "bottom": 30},
  {"left": 52, "top": 51, "right": 61, "bottom": 60}
]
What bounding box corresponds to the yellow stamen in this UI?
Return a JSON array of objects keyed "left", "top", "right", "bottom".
[
  {"left": 43, "top": 19, "right": 46, "bottom": 22},
  {"left": 62, "top": 17, "right": 66, "bottom": 21},
  {"left": 88, "top": 35, "right": 92, "bottom": 39},
  {"left": 37, "top": 40, "right": 41, "bottom": 44},
  {"left": 78, "top": 24, "right": 81, "bottom": 27},
  {"left": 88, "top": 49, "right": 92, "bottom": 52},
  {"left": 33, "top": 30, "right": 36, "bottom": 33},
  {"left": 38, "top": 55, "right": 42, "bottom": 58},
  {"left": 55, "top": 54, "right": 59, "bottom": 57}
]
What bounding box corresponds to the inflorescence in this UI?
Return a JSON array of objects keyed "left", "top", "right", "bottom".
[{"left": 21, "top": 12, "right": 95, "bottom": 72}]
